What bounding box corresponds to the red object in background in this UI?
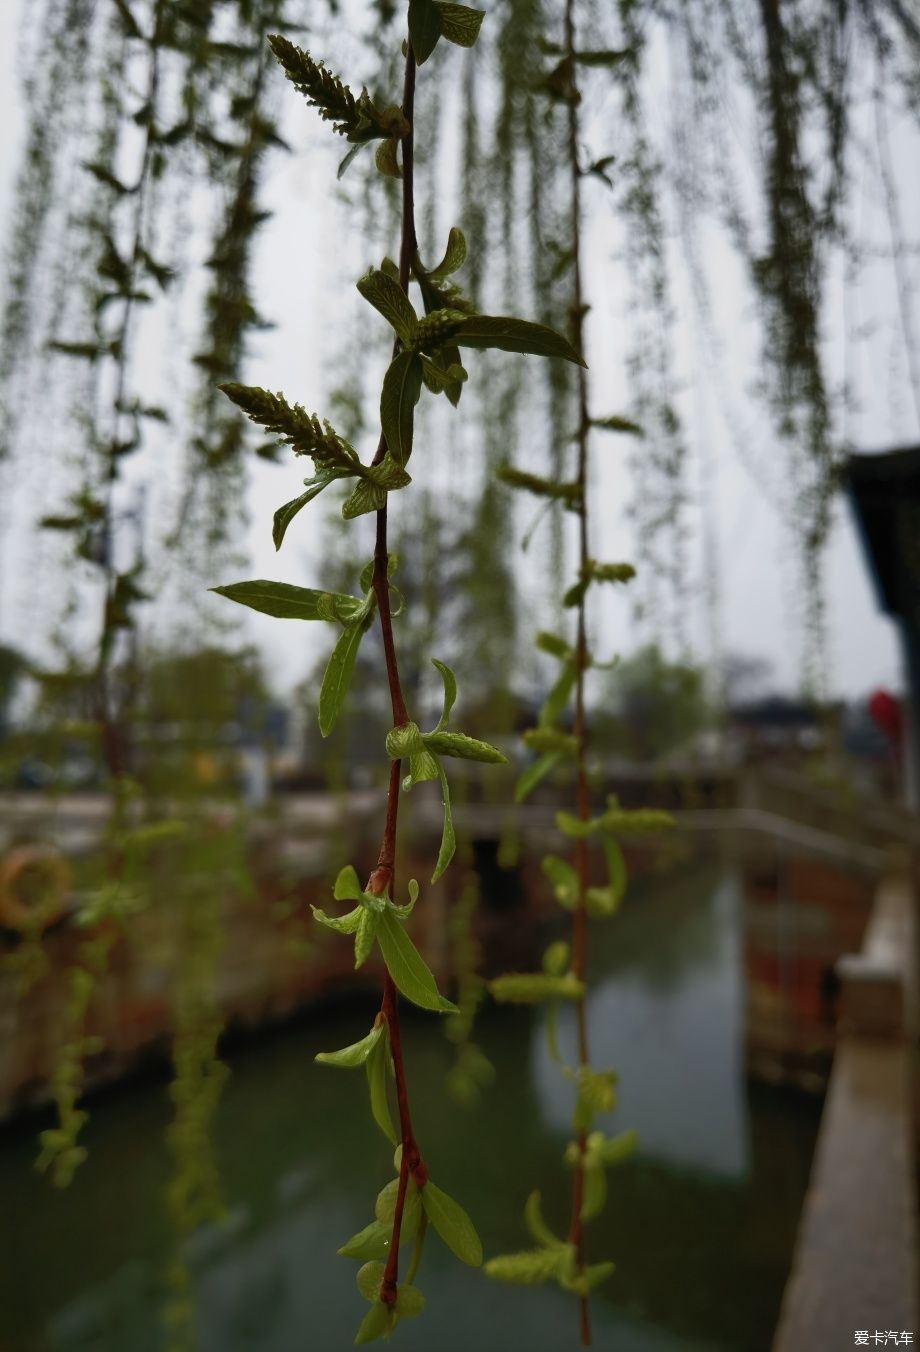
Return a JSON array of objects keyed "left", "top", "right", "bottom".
[{"left": 868, "top": 688, "right": 904, "bottom": 748}]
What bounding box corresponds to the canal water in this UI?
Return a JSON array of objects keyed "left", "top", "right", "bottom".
[{"left": 0, "top": 859, "right": 822, "bottom": 1352}]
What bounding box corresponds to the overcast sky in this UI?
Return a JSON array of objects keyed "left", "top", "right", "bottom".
[{"left": 0, "top": 1, "right": 915, "bottom": 701}]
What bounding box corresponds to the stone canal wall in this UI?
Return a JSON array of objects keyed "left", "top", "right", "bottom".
[{"left": 0, "top": 789, "right": 887, "bottom": 1122}]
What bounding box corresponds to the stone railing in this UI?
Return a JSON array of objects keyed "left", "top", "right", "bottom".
[{"left": 773, "top": 862, "right": 919, "bottom": 1350}]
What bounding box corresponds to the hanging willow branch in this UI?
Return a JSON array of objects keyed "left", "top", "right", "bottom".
[
  {"left": 212, "top": 2, "right": 586, "bottom": 1338},
  {"left": 2, "top": 12, "right": 307, "bottom": 1309},
  {"left": 483, "top": 5, "right": 672, "bottom": 1344}
]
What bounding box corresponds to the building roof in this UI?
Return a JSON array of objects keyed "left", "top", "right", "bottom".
[{"left": 846, "top": 445, "right": 920, "bottom": 620}]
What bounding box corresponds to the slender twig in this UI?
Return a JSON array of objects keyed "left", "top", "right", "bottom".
[
  {"left": 363, "top": 40, "right": 426, "bottom": 1310},
  {"left": 564, "top": 0, "right": 592, "bottom": 1342},
  {"left": 168, "top": 0, "right": 276, "bottom": 549},
  {"left": 96, "top": 1, "right": 166, "bottom": 779},
  {"left": 873, "top": 77, "right": 920, "bottom": 434}
]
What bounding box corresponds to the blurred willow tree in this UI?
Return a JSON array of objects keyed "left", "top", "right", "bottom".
[
  {"left": 594, "top": 644, "right": 713, "bottom": 764},
  {"left": 2, "top": 1, "right": 920, "bottom": 700},
  {"left": 0, "top": 16, "right": 312, "bottom": 1350},
  {"left": 443, "top": 0, "right": 920, "bottom": 683}
]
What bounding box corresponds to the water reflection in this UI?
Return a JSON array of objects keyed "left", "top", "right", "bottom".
[
  {"left": 535, "top": 871, "right": 748, "bottom": 1178},
  {"left": 0, "top": 860, "right": 820, "bottom": 1352}
]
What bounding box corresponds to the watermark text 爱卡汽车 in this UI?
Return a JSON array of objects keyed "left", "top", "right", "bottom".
[{"left": 855, "top": 1335, "right": 913, "bottom": 1346}]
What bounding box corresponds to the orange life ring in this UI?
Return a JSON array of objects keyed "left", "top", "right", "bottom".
[{"left": 0, "top": 845, "right": 71, "bottom": 934}]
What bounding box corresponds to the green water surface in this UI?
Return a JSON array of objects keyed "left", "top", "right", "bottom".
[{"left": 0, "top": 861, "right": 821, "bottom": 1352}]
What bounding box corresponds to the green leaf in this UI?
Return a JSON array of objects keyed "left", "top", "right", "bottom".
[
  {"left": 602, "top": 837, "right": 627, "bottom": 904},
  {"left": 354, "top": 1301, "right": 394, "bottom": 1345},
  {"left": 592, "top": 414, "right": 643, "bottom": 435},
  {"left": 542, "top": 854, "right": 579, "bottom": 910},
  {"left": 489, "top": 972, "right": 586, "bottom": 1004},
  {"left": 311, "top": 905, "right": 363, "bottom": 933},
  {"left": 515, "top": 751, "right": 561, "bottom": 803},
  {"left": 316, "top": 591, "right": 370, "bottom": 624},
  {"left": 581, "top": 1163, "right": 607, "bottom": 1221},
  {"left": 431, "top": 658, "right": 457, "bottom": 731},
  {"left": 584, "top": 886, "right": 616, "bottom": 917},
  {"left": 377, "top": 907, "right": 456, "bottom": 1012},
  {"left": 402, "top": 749, "right": 440, "bottom": 790},
  {"left": 39, "top": 513, "right": 87, "bottom": 531},
  {"left": 436, "top": 2, "right": 484, "bottom": 47},
  {"left": 455, "top": 315, "right": 586, "bottom": 366},
  {"left": 535, "top": 55, "right": 580, "bottom": 104},
  {"left": 210, "top": 579, "right": 361, "bottom": 622},
  {"left": 369, "top": 455, "right": 413, "bottom": 490},
  {"left": 563, "top": 577, "right": 590, "bottom": 609},
  {"left": 272, "top": 479, "right": 337, "bottom": 549},
  {"left": 375, "top": 1178, "right": 422, "bottom": 1240},
  {"left": 342, "top": 479, "right": 386, "bottom": 520},
  {"left": 83, "top": 160, "right": 135, "bottom": 195},
  {"left": 357, "top": 269, "right": 418, "bottom": 345},
  {"left": 431, "top": 761, "right": 456, "bottom": 883},
  {"left": 597, "top": 801, "right": 674, "bottom": 835},
  {"left": 591, "top": 562, "right": 636, "bottom": 585},
  {"left": 357, "top": 1261, "right": 385, "bottom": 1302},
  {"left": 535, "top": 631, "right": 571, "bottom": 660},
  {"left": 338, "top": 1219, "right": 391, "bottom": 1260},
  {"left": 334, "top": 865, "right": 364, "bottom": 901},
  {"left": 385, "top": 721, "right": 426, "bottom": 759},
  {"left": 524, "top": 1190, "right": 566, "bottom": 1250},
  {"left": 523, "top": 727, "right": 577, "bottom": 757},
  {"left": 567, "top": 561, "right": 636, "bottom": 605},
  {"left": 429, "top": 226, "right": 467, "bottom": 280},
  {"left": 357, "top": 554, "right": 397, "bottom": 601},
  {"left": 542, "top": 941, "right": 570, "bottom": 977},
  {"left": 374, "top": 1177, "right": 400, "bottom": 1222},
  {"left": 598, "top": 1128, "right": 638, "bottom": 1166},
  {"left": 316, "top": 1023, "right": 383, "bottom": 1068},
  {"left": 496, "top": 465, "right": 582, "bottom": 504},
  {"left": 420, "top": 1181, "right": 482, "bottom": 1266},
  {"left": 540, "top": 661, "right": 577, "bottom": 727},
  {"left": 380, "top": 351, "right": 423, "bottom": 467},
  {"left": 576, "top": 1067, "right": 617, "bottom": 1121},
  {"left": 430, "top": 345, "right": 467, "bottom": 406},
  {"left": 586, "top": 156, "right": 616, "bottom": 187},
  {"left": 483, "top": 1248, "right": 566, "bottom": 1284},
  {"left": 354, "top": 907, "right": 380, "bottom": 968},
  {"left": 356, "top": 1264, "right": 423, "bottom": 1318},
  {"left": 338, "top": 141, "right": 367, "bottom": 178},
  {"left": 389, "top": 879, "right": 420, "bottom": 920},
  {"left": 112, "top": 0, "right": 143, "bottom": 38},
  {"left": 574, "top": 47, "right": 632, "bottom": 67},
  {"left": 375, "top": 137, "right": 401, "bottom": 178},
  {"left": 420, "top": 355, "right": 466, "bottom": 400},
  {"left": 366, "top": 1027, "right": 397, "bottom": 1144},
  {"left": 408, "top": 0, "right": 442, "bottom": 62},
  {"left": 556, "top": 809, "right": 597, "bottom": 839},
  {"left": 581, "top": 1260, "right": 616, "bottom": 1291},
  {"left": 395, "top": 1284, "right": 425, "bottom": 1317},
  {"left": 319, "top": 620, "right": 368, "bottom": 737},
  {"left": 424, "top": 731, "right": 507, "bottom": 763}
]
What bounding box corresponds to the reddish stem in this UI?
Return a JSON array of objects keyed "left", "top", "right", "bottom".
[
  {"left": 564, "top": 0, "right": 592, "bottom": 1341},
  {"left": 362, "top": 40, "right": 425, "bottom": 1309},
  {"left": 379, "top": 971, "right": 428, "bottom": 1302}
]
